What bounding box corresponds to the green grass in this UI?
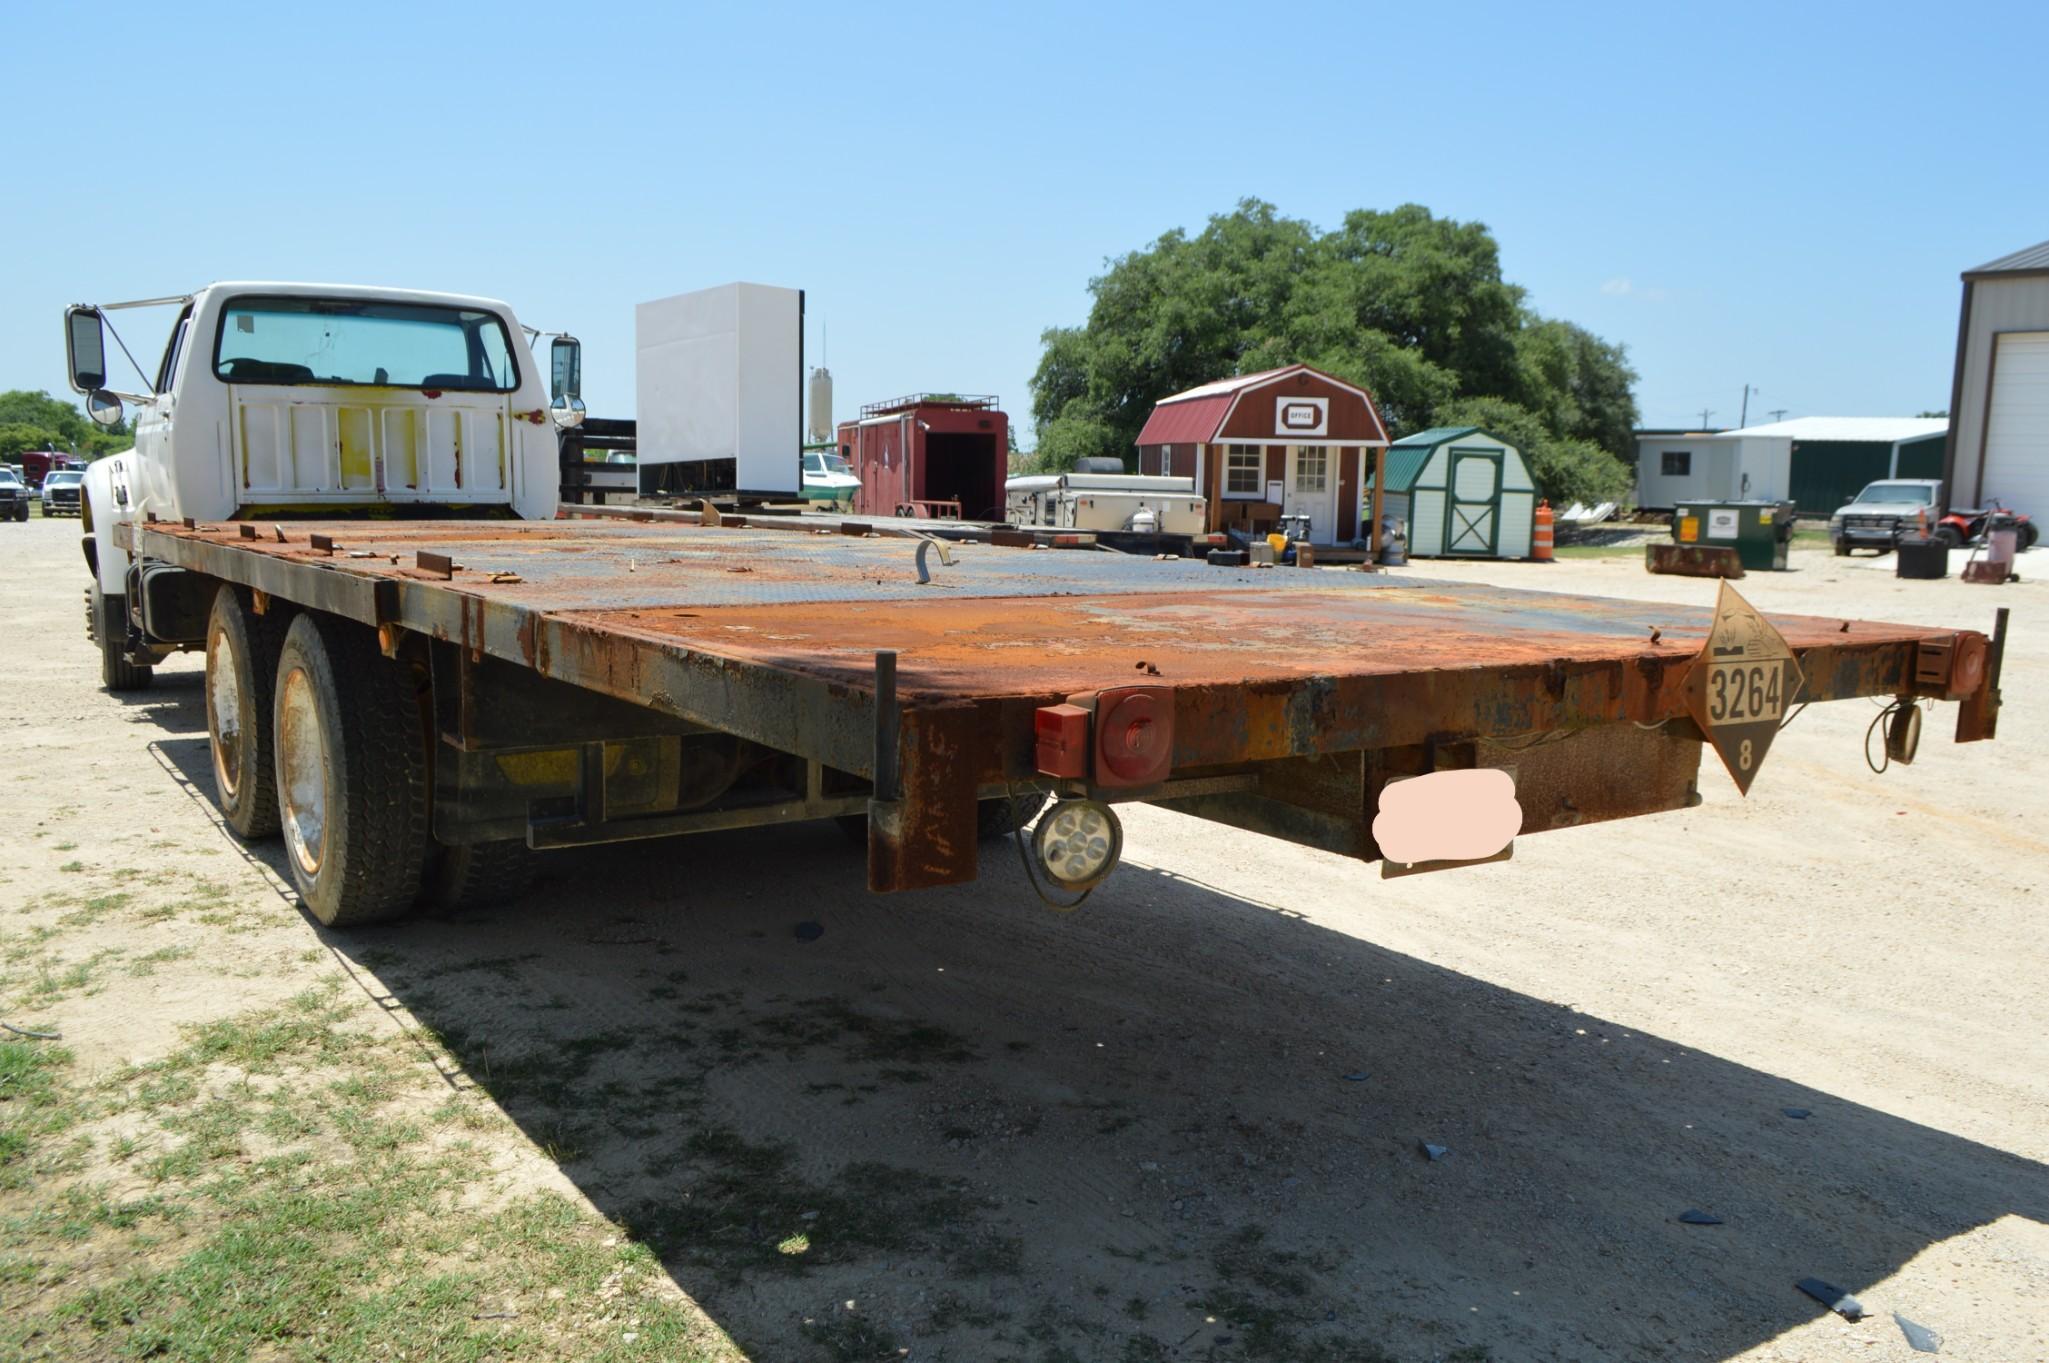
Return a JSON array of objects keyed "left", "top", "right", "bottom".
[{"left": 1, "top": 991, "right": 735, "bottom": 1363}]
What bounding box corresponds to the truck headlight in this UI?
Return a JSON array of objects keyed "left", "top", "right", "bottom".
[{"left": 1033, "top": 798, "right": 1123, "bottom": 891}]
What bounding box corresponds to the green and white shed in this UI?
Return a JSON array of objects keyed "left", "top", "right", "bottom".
[{"left": 1373, "top": 426, "right": 1536, "bottom": 558}]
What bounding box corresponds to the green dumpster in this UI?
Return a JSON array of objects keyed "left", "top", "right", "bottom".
[{"left": 1671, "top": 499, "right": 1796, "bottom": 571}]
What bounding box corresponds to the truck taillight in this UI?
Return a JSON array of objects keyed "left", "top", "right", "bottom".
[{"left": 1093, "top": 686, "right": 1172, "bottom": 788}]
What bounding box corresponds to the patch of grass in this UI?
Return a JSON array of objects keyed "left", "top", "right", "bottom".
[
  {"left": 0, "top": 1038, "right": 80, "bottom": 1189},
  {"left": 176, "top": 983, "right": 355, "bottom": 1071},
  {"left": 6, "top": 989, "right": 731, "bottom": 1363},
  {"left": 57, "top": 891, "right": 134, "bottom": 928},
  {"left": 126, "top": 944, "right": 195, "bottom": 977},
  {"left": 27, "top": 947, "right": 123, "bottom": 1001}
]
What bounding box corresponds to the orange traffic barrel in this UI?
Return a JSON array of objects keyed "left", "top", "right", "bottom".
[{"left": 1533, "top": 499, "right": 1554, "bottom": 561}]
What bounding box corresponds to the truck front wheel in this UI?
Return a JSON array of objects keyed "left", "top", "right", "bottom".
[
  {"left": 273, "top": 613, "right": 433, "bottom": 927},
  {"left": 206, "top": 587, "right": 289, "bottom": 839},
  {"left": 91, "top": 587, "right": 153, "bottom": 691}
]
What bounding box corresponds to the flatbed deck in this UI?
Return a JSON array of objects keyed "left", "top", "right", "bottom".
[{"left": 131, "top": 516, "right": 2001, "bottom": 891}]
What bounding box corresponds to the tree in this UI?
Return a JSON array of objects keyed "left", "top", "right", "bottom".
[
  {"left": 1433, "top": 395, "right": 1632, "bottom": 509},
  {"left": 0, "top": 389, "right": 131, "bottom": 458},
  {"left": 1028, "top": 201, "right": 1640, "bottom": 495}
]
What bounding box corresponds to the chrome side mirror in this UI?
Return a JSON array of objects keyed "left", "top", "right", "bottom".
[
  {"left": 86, "top": 389, "right": 124, "bottom": 427},
  {"left": 549, "top": 335, "right": 585, "bottom": 428},
  {"left": 550, "top": 335, "right": 582, "bottom": 403},
  {"left": 66, "top": 306, "right": 107, "bottom": 394}
]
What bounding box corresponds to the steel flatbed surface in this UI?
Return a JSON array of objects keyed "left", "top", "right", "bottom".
[{"left": 133, "top": 517, "right": 1998, "bottom": 888}]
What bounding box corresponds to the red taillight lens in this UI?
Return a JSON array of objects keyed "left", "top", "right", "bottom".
[
  {"left": 1034, "top": 703, "right": 1092, "bottom": 779},
  {"left": 1093, "top": 686, "right": 1172, "bottom": 788}
]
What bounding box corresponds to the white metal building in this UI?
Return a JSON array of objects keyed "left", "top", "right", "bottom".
[
  {"left": 1635, "top": 417, "right": 1949, "bottom": 513},
  {"left": 1943, "top": 238, "right": 2049, "bottom": 514}
]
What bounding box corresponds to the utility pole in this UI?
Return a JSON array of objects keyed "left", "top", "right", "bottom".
[
  {"left": 1740, "top": 385, "right": 1754, "bottom": 429},
  {"left": 1698, "top": 407, "right": 1716, "bottom": 429},
  {"left": 1768, "top": 408, "right": 1788, "bottom": 423}
]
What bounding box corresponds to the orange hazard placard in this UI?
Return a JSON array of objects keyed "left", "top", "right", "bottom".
[{"left": 1685, "top": 581, "right": 1804, "bottom": 795}]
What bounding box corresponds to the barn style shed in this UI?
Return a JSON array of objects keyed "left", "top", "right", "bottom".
[
  {"left": 1374, "top": 426, "right": 1536, "bottom": 558},
  {"left": 1133, "top": 364, "right": 1390, "bottom": 546}
]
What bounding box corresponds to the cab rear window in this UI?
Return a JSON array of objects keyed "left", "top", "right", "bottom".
[{"left": 213, "top": 296, "right": 518, "bottom": 392}]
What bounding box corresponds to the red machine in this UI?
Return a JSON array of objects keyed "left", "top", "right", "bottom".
[
  {"left": 836, "top": 394, "right": 1009, "bottom": 521},
  {"left": 18, "top": 451, "right": 79, "bottom": 488},
  {"left": 1937, "top": 500, "right": 2038, "bottom": 551}
]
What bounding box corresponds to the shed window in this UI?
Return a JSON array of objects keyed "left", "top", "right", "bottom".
[
  {"left": 1225, "top": 444, "right": 1263, "bottom": 496},
  {"left": 1662, "top": 451, "right": 1691, "bottom": 477}
]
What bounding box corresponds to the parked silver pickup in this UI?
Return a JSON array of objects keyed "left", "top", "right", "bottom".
[{"left": 1829, "top": 478, "right": 1943, "bottom": 555}]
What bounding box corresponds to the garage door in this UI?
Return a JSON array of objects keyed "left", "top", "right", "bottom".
[{"left": 1981, "top": 332, "right": 2049, "bottom": 515}]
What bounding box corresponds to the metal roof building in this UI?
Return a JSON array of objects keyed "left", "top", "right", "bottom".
[
  {"left": 1635, "top": 417, "right": 1948, "bottom": 513},
  {"left": 1943, "top": 238, "right": 2049, "bottom": 515}
]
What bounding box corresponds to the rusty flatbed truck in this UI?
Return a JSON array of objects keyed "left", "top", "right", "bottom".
[{"left": 62, "top": 284, "right": 2004, "bottom": 927}]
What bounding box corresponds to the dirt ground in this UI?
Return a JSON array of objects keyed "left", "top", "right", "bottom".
[{"left": 2, "top": 514, "right": 2044, "bottom": 1363}]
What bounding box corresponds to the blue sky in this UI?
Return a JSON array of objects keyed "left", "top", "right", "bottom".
[{"left": 4, "top": 0, "right": 2043, "bottom": 437}]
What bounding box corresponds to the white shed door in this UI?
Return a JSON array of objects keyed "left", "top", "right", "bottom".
[{"left": 1981, "top": 332, "right": 2049, "bottom": 513}]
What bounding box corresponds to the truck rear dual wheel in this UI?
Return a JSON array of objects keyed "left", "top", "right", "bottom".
[
  {"left": 422, "top": 840, "right": 535, "bottom": 912},
  {"left": 206, "top": 587, "right": 290, "bottom": 838},
  {"left": 273, "top": 613, "right": 435, "bottom": 927},
  {"left": 270, "top": 612, "right": 534, "bottom": 925}
]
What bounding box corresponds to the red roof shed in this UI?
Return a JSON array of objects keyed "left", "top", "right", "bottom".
[{"left": 1134, "top": 365, "right": 1389, "bottom": 545}]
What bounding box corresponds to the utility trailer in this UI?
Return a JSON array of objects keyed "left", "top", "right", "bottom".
[{"left": 121, "top": 513, "right": 2003, "bottom": 923}]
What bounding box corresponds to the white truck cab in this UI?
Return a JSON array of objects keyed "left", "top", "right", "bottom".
[{"left": 63, "top": 283, "right": 582, "bottom": 686}]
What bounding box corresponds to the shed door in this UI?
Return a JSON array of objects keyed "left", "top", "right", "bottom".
[
  {"left": 1445, "top": 449, "right": 1500, "bottom": 554},
  {"left": 1981, "top": 332, "right": 2049, "bottom": 515}
]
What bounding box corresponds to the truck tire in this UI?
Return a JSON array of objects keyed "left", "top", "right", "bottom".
[
  {"left": 273, "top": 612, "right": 432, "bottom": 927},
  {"left": 976, "top": 790, "right": 1049, "bottom": 840},
  {"left": 92, "top": 587, "right": 153, "bottom": 691},
  {"left": 421, "top": 841, "right": 535, "bottom": 912},
  {"left": 1832, "top": 540, "right": 1850, "bottom": 557},
  {"left": 205, "top": 587, "right": 289, "bottom": 839}
]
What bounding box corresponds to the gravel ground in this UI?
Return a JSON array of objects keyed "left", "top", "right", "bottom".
[{"left": 2, "top": 515, "right": 2043, "bottom": 1363}]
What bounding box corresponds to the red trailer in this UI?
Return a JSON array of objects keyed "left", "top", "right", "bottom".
[{"left": 837, "top": 394, "right": 1009, "bottom": 521}]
